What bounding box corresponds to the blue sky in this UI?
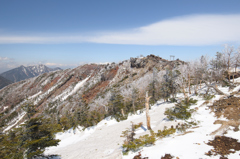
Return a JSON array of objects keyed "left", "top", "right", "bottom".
[{"left": 0, "top": 0, "right": 240, "bottom": 73}]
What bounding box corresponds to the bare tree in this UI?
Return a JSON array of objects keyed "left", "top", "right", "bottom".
[{"left": 145, "top": 91, "right": 152, "bottom": 130}]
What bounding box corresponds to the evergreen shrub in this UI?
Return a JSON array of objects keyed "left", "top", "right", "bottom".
[{"left": 164, "top": 98, "right": 197, "bottom": 121}]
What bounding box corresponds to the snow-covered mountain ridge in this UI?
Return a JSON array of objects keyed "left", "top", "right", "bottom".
[
  {"left": 0, "top": 64, "right": 62, "bottom": 83},
  {"left": 0, "top": 55, "right": 183, "bottom": 133}
]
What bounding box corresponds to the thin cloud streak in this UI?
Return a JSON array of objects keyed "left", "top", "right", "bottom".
[
  {"left": 45, "top": 62, "right": 78, "bottom": 68},
  {"left": 0, "top": 36, "right": 87, "bottom": 44},
  {"left": 89, "top": 14, "right": 240, "bottom": 45},
  {"left": 45, "top": 63, "right": 69, "bottom": 67},
  {"left": 1, "top": 14, "right": 240, "bottom": 45},
  {"left": 0, "top": 57, "right": 10, "bottom": 61}
]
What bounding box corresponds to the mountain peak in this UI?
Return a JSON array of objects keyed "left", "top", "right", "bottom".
[{"left": 0, "top": 64, "right": 62, "bottom": 83}]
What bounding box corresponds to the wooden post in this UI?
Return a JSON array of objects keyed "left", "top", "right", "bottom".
[{"left": 145, "top": 91, "right": 152, "bottom": 130}]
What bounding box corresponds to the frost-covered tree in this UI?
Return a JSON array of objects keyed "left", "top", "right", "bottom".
[
  {"left": 91, "top": 91, "right": 112, "bottom": 113},
  {"left": 120, "top": 85, "right": 133, "bottom": 115},
  {"left": 132, "top": 73, "right": 152, "bottom": 98},
  {"left": 176, "top": 64, "right": 189, "bottom": 101},
  {"left": 191, "top": 60, "right": 201, "bottom": 94},
  {"left": 232, "top": 48, "right": 240, "bottom": 83},
  {"left": 210, "top": 52, "right": 226, "bottom": 84},
  {"left": 222, "top": 44, "right": 234, "bottom": 81},
  {"left": 233, "top": 49, "right": 240, "bottom": 72},
  {"left": 195, "top": 55, "right": 210, "bottom": 87}
]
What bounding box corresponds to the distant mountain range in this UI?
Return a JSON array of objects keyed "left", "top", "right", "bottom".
[
  {"left": 0, "top": 76, "right": 13, "bottom": 89},
  {"left": 0, "top": 64, "right": 62, "bottom": 83}
]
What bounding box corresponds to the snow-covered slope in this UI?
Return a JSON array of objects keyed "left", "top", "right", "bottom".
[
  {"left": 45, "top": 100, "right": 175, "bottom": 159},
  {"left": 44, "top": 85, "right": 240, "bottom": 159}
]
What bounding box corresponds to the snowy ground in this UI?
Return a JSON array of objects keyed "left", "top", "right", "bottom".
[
  {"left": 44, "top": 85, "right": 240, "bottom": 159},
  {"left": 45, "top": 101, "right": 175, "bottom": 159}
]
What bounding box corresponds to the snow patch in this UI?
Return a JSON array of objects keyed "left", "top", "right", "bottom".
[
  {"left": 55, "top": 76, "right": 89, "bottom": 101},
  {"left": 28, "top": 91, "right": 42, "bottom": 100},
  {"left": 3, "top": 112, "right": 26, "bottom": 132}
]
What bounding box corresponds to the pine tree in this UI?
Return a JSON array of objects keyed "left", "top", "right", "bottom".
[
  {"left": 160, "top": 69, "right": 178, "bottom": 101},
  {"left": 108, "top": 89, "right": 125, "bottom": 121},
  {"left": 20, "top": 102, "right": 61, "bottom": 159},
  {"left": 0, "top": 129, "right": 24, "bottom": 159},
  {"left": 74, "top": 99, "right": 91, "bottom": 127},
  {"left": 20, "top": 117, "right": 61, "bottom": 159},
  {"left": 60, "top": 115, "right": 71, "bottom": 130}
]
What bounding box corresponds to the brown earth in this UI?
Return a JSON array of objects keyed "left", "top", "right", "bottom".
[
  {"left": 205, "top": 136, "right": 240, "bottom": 158},
  {"left": 83, "top": 66, "right": 119, "bottom": 103},
  {"left": 208, "top": 96, "right": 240, "bottom": 135},
  {"left": 83, "top": 80, "right": 110, "bottom": 103},
  {"left": 133, "top": 152, "right": 148, "bottom": 159},
  {"left": 208, "top": 96, "right": 240, "bottom": 121},
  {"left": 42, "top": 76, "right": 61, "bottom": 92},
  {"left": 133, "top": 153, "right": 177, "bottom": 159},
  {"left": 161, "top": 154, "right": 175, "bottom": 159},
  {"left": 206, "top": 95, "right": 240, "bottom": 158}
]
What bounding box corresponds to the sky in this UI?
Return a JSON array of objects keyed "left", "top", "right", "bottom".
[{"left": 0, "top": 0, "right": 240, "bottom": 73}]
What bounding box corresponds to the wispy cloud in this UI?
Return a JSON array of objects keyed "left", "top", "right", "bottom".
[
  {"left": 0, "top": 36, "right": 87, "bottom": 44},
  {"left": 45, "top": 63, "right": 67, "bottom": 66},
  {"left": 45, "top": 62, "right": 79, "bottom": 69},
  {"left": 1, "top": 14, "right": 240, "bottom": 45},
  {"left": 0, "top": 57, "right": 18, "bottom": 73},
  {"left": 89, "top": 14, "right": 240, "bottom": 45},
  {"left": 0, "top": 57, "right": 10, "bottom": 61}
]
